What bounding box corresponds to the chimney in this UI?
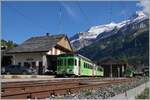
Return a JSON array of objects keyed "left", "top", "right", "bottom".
[{"left": 46, "top": 33, "right": 50, "bottom": 36}]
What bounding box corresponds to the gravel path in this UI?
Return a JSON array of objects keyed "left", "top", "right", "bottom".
[{"left": 47, "top": 77, "right": 149, "bottom": 99}]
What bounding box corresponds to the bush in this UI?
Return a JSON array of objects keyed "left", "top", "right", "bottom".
[
  {"left": 124, "top": 67, "right": 135, "bottom": 77},
  {"left": 84, "top": 90, "right": 92, "bottom": 96},
  {"left": 136, "top": 88, "right": 149, "bottom": 99}
]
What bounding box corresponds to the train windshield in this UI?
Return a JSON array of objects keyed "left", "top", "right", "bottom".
[{"left": 68, "top": 59, "right": 74, "bottom": 66}]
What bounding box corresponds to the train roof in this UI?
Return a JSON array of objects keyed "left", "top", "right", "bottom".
[
  {"left": 58, "top": 53, "right": 92, "bottom": 62},
  {"left": 58, "top": 53, "right": 103, "bottom": 69}
]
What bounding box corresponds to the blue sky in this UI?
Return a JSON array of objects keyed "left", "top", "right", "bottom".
[{"left": 2, "top": 1, "right": 142, "bottom": 44}]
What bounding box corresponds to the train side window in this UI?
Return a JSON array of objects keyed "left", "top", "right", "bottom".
[
  {"left": 90, "top": 64, "right": 92, "bottom": 69},
  {"left": 60, "top": 59, "right": 63, "bottom": 66},
  {"left": 79, "top": 59, "right": 81, "bottom": 67},
  {"left": 88, "top": 64, "right": 89, "bottom": 69},
  {"left": 100, "top": 68, "right": 102, "bottom": 71},
  {"left": 89, "top": 64, "right": 91, "bottom": 69},
  {"left": 97, "top": 67, "right": 102, "bottom": 71},
  {"left": 83, "top": 63, "right": 85, "bottom": 68},
  {"left": 91, "top": 65, "right": 93, "bottom": 69},
  {"left": 84, "top": 63, "right": 86, "bottom": 68},
  {"left": 58, "top": 60, "right": 61, "bottom": 65}
]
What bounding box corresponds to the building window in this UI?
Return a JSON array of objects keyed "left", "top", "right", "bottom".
[
  {"left": 24, "top": 62, "right": 30, "bottom": 68},
  {"left": 32, "top": 62, "right": 36, "bottom": 68},
  {"left": 24, "top": 62, "right": 28, "bottom": 66},
  {"left": 18, "top": 62, "right": 21, "bottom": 66}
]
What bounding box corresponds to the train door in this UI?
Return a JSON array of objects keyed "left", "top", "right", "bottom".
[
  {"left": 92, "top": 64, "right": 95, "bottom": 76},
  {"left": 78, "top": 58, "right": 81, "bottom": 75}
]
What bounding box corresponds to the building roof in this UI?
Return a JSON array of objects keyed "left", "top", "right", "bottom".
[{"left": 7, "top": 34, "right": 66, "bottom": 53}]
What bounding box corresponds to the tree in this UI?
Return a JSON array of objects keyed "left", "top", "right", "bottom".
[
  {"left": 124, "top": 66, "right": 135, "bottom": 77},
  {"left": 1, "top": 39, "right": 18, "bottom": 49}
]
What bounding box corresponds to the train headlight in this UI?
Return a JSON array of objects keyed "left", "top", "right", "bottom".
[{"left": 67, "top": 69, "right": 72, "bottom": 72}]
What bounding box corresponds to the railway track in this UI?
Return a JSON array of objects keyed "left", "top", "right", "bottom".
[{"left": 1, "top": 78, "right": 132, "bottom": 99}]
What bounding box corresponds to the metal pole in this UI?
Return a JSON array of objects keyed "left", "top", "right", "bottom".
[{"left": 110, "top": 64, "right": 112, "bottom": 77}]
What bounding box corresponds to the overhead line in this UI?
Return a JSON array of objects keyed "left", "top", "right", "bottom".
[
  {"left": 76, "top": 1, "right": 92, "bottom": 27},
  {"left": 59, "top": 5, "right": 62, "bottom": 34},
  {"left": 109, "top": 1, "right": 112, "bottom": 23}
]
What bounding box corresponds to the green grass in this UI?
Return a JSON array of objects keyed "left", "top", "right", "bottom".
[
  {"left": 136, "top": 88, "right": 149, "bottom": 99},
  {"left": 84, "top": 90, "right": 92, "bottom": 96}
]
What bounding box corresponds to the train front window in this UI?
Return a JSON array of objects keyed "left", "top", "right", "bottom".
[
  {"left": 74, "top": 59, "right": 77, "bottom": 66},
  {"left": 64, "top": 59, "right": 67, "bottom": 66},
  {"left": 57, "top": 59, "right": 63, "bottom": 66},
  {"left": 57, "top": 59, "right": 60, "bottom": 66},
  {"left": 68, "top": 59, "right": 74, "bottom": 66}
]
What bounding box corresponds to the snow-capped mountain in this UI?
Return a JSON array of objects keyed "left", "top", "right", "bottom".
[
  {"left": 70, "top": 11, "right": 149, "bottom": 51},
  {"left": 88, "top": 22, "right": 117, "bottom": 38}
]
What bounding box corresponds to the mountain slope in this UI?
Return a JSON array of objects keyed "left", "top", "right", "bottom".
[
  {"left": 70, "top": 11, "right": 149, "bottom": 51},
  {"left": 77, "top": 18, "right": 149, "bottom": 67}
]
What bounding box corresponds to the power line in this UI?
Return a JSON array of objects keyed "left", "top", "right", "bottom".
[
  {"left": 76, "top": 1, "right": 92, "bottom": 27},
  {"left": 109, "top": 1, "right": 112, "bottom": 23},
  {"left": 59, "top": 4, "right": 62, "bottom": 34},
  {"left": 122, "top": 2, "right": 127, "bottom": 21}
]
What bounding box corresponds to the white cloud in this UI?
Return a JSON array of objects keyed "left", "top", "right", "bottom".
[
  {"left": 61, "top": 2, "right": 80, "bottom": 21},
  {"left": 137, "top": 0, "right": 150, "bottom": 16}
]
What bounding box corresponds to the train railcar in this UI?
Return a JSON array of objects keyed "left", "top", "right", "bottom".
[{"left": 57, "top": 54, "right": 103, "bottom": 76}]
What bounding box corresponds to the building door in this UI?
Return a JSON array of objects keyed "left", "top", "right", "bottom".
[
  {"left": 38, "top": 62, "right": 43, "bottom": 75},
  {"left": 2, "top": 56, "right": 12, "bottom": 67},
  {"left": 46, "top": 55, "right": 57, "bottom": 74},
  {"left": 103, "top": 65, "right": 110, "bottom": 77},
  {"left": 112, "top": 66, "right": 118, "bottom": 77}
]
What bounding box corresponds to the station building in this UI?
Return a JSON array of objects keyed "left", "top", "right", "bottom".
[
  {"left": 97, "top": 58, "right": 127, "bottom": 77},
  {"left": 7, "top": 33, "right": 73, "bottom": 74}
]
